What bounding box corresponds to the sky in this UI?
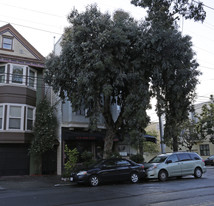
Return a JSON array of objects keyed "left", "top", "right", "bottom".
[{"left": 0, "top": 0, "right": 213, "bottom": 122}]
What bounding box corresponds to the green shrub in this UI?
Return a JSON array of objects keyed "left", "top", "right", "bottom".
[
  {"left": 63, "top": 145, "right": 79, "bottom": 178},
  {"left": 130, "top": 154, "right": 144, "bottom": 163}
]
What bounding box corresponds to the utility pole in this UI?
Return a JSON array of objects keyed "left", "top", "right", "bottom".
[{"left": 159, "top": 114, "right": 165, "bottom": 154}]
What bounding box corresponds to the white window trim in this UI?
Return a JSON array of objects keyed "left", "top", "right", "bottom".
[
  {"left": 2, "top": 36, "right": 13, "bottom": 50},
  {"left": 0, "top": 64, "right": 37, "bottom": 90},
  {"left": 9, "top": 64, "right": 27, "bottom": 86},
  {"left": 26, "top": 106, "right": 36, "bottom": 131},
  {"left": 7, "top": 104, "right": 24, "bottom": 131},
  {"left": 28, "top": 67, "right": 37, "bottom": 89}
]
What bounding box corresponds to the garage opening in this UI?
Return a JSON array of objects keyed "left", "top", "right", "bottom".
[{"left": 0, "top": 144, "right": 30, "bottom": 176}]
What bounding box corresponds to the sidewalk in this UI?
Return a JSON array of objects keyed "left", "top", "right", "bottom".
[{"left": 0, "top": 175, "right": 73, "bottom": 190}]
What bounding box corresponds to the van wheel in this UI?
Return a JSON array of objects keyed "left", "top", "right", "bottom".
[
  {"left": 194, "top": 167, "right": 202, "bottom": 178},
  {"left": 89, "top": 175, "right": 99, "bottom": 186},
  {"left": 130, "top": 172, "right": 139, "bottom": 183},
  {"left": 158, "top": 170, "right": 168, "bottom": 182}
]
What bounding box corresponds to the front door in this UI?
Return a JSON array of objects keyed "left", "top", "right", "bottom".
[
  {"left": 166, "top": 154, "right": 182, "bottom": 177},
  {"left": 177, "top": 153, "right": 194, "bottom": 175},
  {"left": 99, "top": 159, "right": 118, "bottom": 182}
]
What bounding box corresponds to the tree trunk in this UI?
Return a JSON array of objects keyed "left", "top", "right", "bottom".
[
  {"left": 30, "top": 153, "right": 42, "bottom": 175},
  {"left": 173, "top": 135, "right": 178, "bottom": 152},
  {"left": 103, "top": 129, "right": 115, "bottom": 159}
]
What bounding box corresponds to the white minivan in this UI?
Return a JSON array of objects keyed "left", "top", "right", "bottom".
[{"left": 145, "top": 152, "right": 206, "bottom": 181}]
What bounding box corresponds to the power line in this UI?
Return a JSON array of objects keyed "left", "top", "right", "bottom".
[
  {"left": 0, "top": 14, "right": 61, "bottom": 29},
  {"left": 193, "top": 45, "right": 214, "bottom": 56},
  {"left": 0, "top": 2, "right": 65, "bottom": 19},
  {"left": 199, "top": 65, "right": 214, "bottom": 70},
  {"left": 193, "top": 0, "right": 214, "bottom": 11},
  {"left": 0, "top": 20, "right": 62, "bottom": 35}
]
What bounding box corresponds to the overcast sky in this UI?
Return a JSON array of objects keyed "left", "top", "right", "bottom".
[{"left": 0, "top": 0, "right": 213, "bottom": 121}]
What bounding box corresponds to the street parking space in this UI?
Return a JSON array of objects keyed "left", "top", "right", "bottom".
[{"left": 0, "top": 167, "right": 214, "bottom": 206}]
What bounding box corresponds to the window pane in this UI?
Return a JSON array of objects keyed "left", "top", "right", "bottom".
[
  {"left": 178, "top": 153, "right": 191, "bottom": 161},
  {"left": 9, "top": 118, "right": 20, "bottom": 129},
  {"left": 0, "top": 66, "right": 5, "bottom": 83},
  {"left": 0, "top": 106, "right": 3, "bottom": 117},
  {"left": 0, "top": 119, "right": 2, "bottom": 129},
  {"left": 10, "top": 106, "right": 21, "bottom": 117},
  {"left": 3, "top": 37, "right": 12, "bottom": 50},
  {"left": 0, "top": 66, "right": 5, "bottom": 74},
  {"left": 29, "top": 70, "right": 35, "bottom": 87},
  {"left": 27, "top": 108, "right": 33, "bottom": 119},
  {"left": 27, "top": 119, "right": 33, "bottom": 130},
  {"left": 200, "top": 144, "right": 210, "bottom": 156},
  {"left": 12, "top": 66, "right": 23, "bottom": 83},
  {"left": 3, "top": 38, "right": 12, "bottom": 44}
]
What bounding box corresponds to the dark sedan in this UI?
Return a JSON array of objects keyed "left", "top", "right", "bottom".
[
  {"left": 204, "top": 155, "right": 214, "bottom": 166},
  {"left": 70, "top": 158, "right": 146, "bottom": 186}
]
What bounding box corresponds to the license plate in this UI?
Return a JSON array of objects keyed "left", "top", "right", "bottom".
[{"left": 70, "top": 177, "right": 73, "bottom": 182}]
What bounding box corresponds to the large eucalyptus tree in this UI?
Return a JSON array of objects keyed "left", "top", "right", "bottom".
[
  {"left": 45, "top": 6, "right": 151, "bottom": 158},
  {"left": 131, "top": 0, "right": 205, "bottom": 151}
]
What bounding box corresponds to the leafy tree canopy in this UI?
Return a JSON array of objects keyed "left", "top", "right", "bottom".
[
  {"left": 178, "top": 119, "right": 205, "bottom": 151},
  {"left": 197, "top": 95, "right": 214, "bottom": 143},
  {"left": 131, "top": 0, "right": 204, "bottom": 151},
  {"left": 131, "top": 0, "right": 206, "bottom": 23},
  {"left": 45, "top": 6, "right": 151, "bottom": 158}
]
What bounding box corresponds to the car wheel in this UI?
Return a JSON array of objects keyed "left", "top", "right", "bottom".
[
  {"left": 194, "top": 167, "right": 202, "bottom": 178},
  {"left": 130, "top": 172, "right": 139, "bottom": 183},
  {"left": 89, "top": 175, "right": 99, "bottom": 187},
  {"left": 158, "top": 170, "right": 168, "bottom": 182}
]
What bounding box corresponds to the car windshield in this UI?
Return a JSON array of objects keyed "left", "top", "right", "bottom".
[{"left": 148, "top": 155, "right": 168, "bottom": 163}]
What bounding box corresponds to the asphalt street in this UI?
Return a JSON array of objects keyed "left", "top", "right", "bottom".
[{"left": 0, "top": 167, "right": 214, "bottom": 206}]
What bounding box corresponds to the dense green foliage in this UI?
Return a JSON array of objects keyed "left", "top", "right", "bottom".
[
  {"left": 63, "top": 145, "right": 79, "bottom": 177},
  {"left": 30, "top": 98, "right": 58, "bottom": 154},
  {"left": 197, "top": 96, "right": 214, "bottom": 143},
  {"left": 45, "top": 2, "right": 204, "bottom": 155},
  {"left": 131, "top": 0, "right": 204, "bottom": 151},
  {"left": 131, "top": 0, "right": 206, "bottom": 23},
  {"left": 130, "top": 154, "right": 144, "bottom": 163},
  {"left": 178, "top": 119, "right": 205, "bottom": 151},
  {"left": 46, "top": 6, "right": 151, "bottom": 158}
]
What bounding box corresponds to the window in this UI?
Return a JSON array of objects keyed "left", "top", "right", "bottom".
[
  {"left": 200, "top": 144, "right": 210, "bottom": 156},
  {"left": 8, "top": 106, "right": 22, "bottom": 129},
  {"left": 177, "top": 153, "right": 191, "bottom": 161},
  {"left": 104, "top": 160, "right": 117, "bottom": 168},
  {"left": 2, "top": 36, "right": 13, "bottom": 50},
  {"left": 116, "top": 160, "right": 131, "bottom": 166},
  {"left": 189, "top": 153, "right": 201, "bottom": 160},
  {"left": 0, "top": 106, "right": 3, "bottom": 129},
  {"left": 27, "top": 107, "right": 34, "bottom": 130},
  {"left": 167, "top": 154, "right": 179, "bottom": 163},
  {"left": 12, "top": 65, "right": 24, "bottom": 84},
  {"left": 28, "top": 68, "right": 36, "bottom": 88},
  {"left": 0, "top": 65, "right": 6, "bottom": 83}
]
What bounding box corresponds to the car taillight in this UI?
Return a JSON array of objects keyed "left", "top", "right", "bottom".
[
  {"left": 202, "top": 160, "right": 205, "bottom": 162},
  {"left": 141, "top": 165, "right": 144, "bottom": 169}
]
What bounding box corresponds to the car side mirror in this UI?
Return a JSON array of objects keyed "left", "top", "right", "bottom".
[{"left": 166, "top": 160, "right": 172, "bottom": 164}]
